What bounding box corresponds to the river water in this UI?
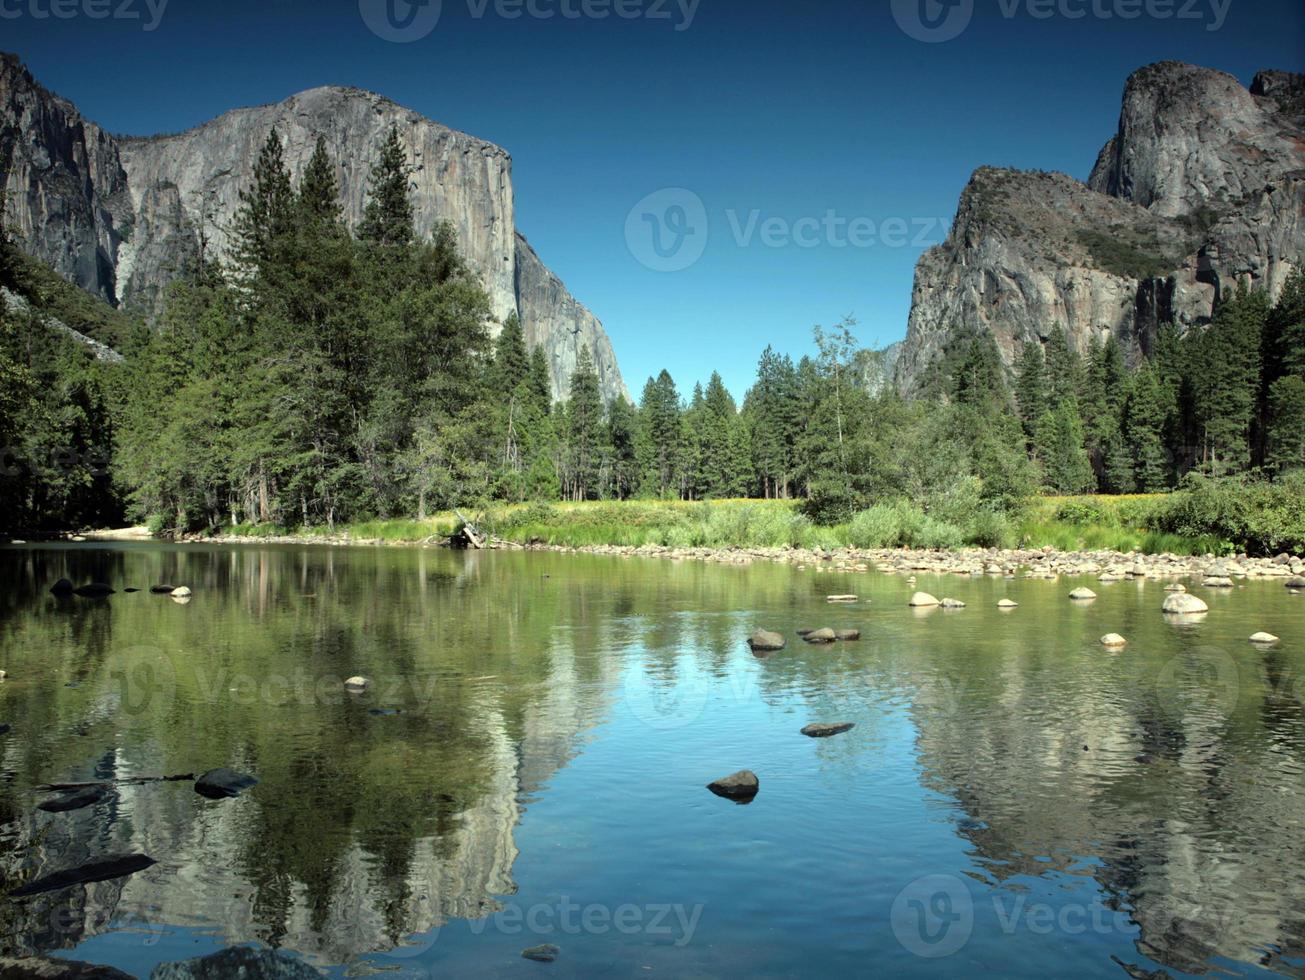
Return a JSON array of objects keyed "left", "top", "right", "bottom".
[{"left": 0, "top": 543, "right": 1302, "bottom": 977}]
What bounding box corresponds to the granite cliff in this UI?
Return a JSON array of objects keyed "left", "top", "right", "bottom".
[
  {"left": 895, "top": 61, "right": 1305, "bottom": 396},
  {"left": 0, "top": 53, "right": 627, "bottom": 402}
]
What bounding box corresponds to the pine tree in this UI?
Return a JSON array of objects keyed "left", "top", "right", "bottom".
[
  {"left": 1035, "top": 397, "right": 1094, "bottom": 494},
  {"left": 232, "top": 129, "right": 295, "bottom": 284},
  {"left": 698, "top": 372, "right": 746, "bottom": 498},
  {"left": 605, "top": 396, "right": 639, "bottom": 499},
  {"left": 563, "top": 346, "right": 604, "bottom": 500},
  {"left": 1044, "top": 325, "right": 1082, "bottom": 402},
  {"left": 1195, "top": 285, "right": 1267, "bottom": 474},
  {"left": 298, "top": 136, "right": 343, "bottom": 229},
  {"left": 1267, "top": 374, "right": 1305, "bottom": 475},
  {"left": 1123, "top": 365, "right": 1171, "bottom": 492},
  {"left": 494, "top": 313, "right": 530, "bottom": 391},
  {"left": 639, "top": 370, "right": 682, "bottom": 497},
  {"left": 1014, "top": 340, "right": 1048, "bottom": 440},
  {"left": 358, "top": 126, "right": 415, "bottom": 248},
  {"left": 528, "top": 346, "right": 554, "bottom": 410}
]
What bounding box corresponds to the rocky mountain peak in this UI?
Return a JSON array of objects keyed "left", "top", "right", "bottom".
[{"left": 0, "top": 53, "right": 626, "bottom": 402}]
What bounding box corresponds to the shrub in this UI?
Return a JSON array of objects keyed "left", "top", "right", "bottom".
[
  {"left": 965, "top": 509, "right": 1015, "bottom": 548},
  {"left": 910, "top": 516, "right": 965, "bottom": 551},
  {"left": 847, "top": 504, "right": 905, "bottom": 548},
  {"left": 1054, "top": 498, "right": 1112, "bottom": 527}
]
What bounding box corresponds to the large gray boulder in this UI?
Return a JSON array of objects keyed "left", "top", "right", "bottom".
[{"left": 151, "top": 947, "right": 322, "bottom": 979}]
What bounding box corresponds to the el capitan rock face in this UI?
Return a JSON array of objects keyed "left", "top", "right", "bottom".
[
  {"left": 895, "top": 61, "right": 1305, "bottom": 396},
  {"left": 0, "top": 53, "right": 626, "bottom": 402}
]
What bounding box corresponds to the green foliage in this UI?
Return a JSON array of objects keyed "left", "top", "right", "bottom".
[
  {"left": 1150, "top": 473, "right": 1305, "bottom": 555},
  {"left": 1075, "top": 227, "right": 1179, "bottom": 280}
]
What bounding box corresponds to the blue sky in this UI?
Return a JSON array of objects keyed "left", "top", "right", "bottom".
[{"left": 4, "top": 0, "right": 1301, "bottom": 398}]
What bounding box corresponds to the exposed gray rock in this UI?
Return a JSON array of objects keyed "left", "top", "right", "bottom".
[
  {"left": 894, "top": 62, "right": 1304, "bottom": 396},
  {"left": 520, "top": 944, "right": 560, "bottom": 964},
  {"left": 834, "top": 628, "right": 861, "bottom": 641},
  {"left": 747, "top": 630, "right": 786, "bottom": 652},
  {"left": 0, "top": 54, "right": 627, "bottom": 403},
  {"left": 801, "top": 722, "right": 855, "bottom": 738},
  {"left": 37, "top": 786, "right": 110, "bottom": 813},
  {"left": 0, "top": 956, "right": 134, "bottom": 979},
  {"left": 1162, "top": 593, "right": 1209, "bottom": 615},
  {"left": 802, "top": 628, "right": 837, "bottom": 644},
  {"left": 0, "top": 288, "right": 124, "bottom": 363},
  {"left": 1069, "top": 588, "right": 1098, "bottom": 601},
  {"left": 9, "top": 854, "right": 155, "bottom": 897},
  {"left": 706, "top": 769, "right": 759, "bottom": 802}
]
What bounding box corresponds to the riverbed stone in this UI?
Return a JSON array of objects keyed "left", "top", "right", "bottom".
[
  {"left": 0, "top": 955, "right": 135, "bottom": 979},
  {"left": 803, "top": 628, "right": 837, "bottom": 644},
  {"left": 344, "top": 676, "right": 369, "bottom": 691},
  {"left": 151, "top": 947, "right": 322, "bottom": 979},
  {"left": 826, "top": 594, "right": 857, "bottom": 603},
  {"left": 940, "top": 597, "right": 966, "bottom": 608},
  {"left": 909, "top": 592, "right": 939, "bottom": 607},
  {"left": 194, "top": 768, "right": 258, "bottom": 800},
  {"left": 49, "top": 578, "right": 74, "bottom": 597},
  {"left": 747, "top": 630, "right": 786, "bottom": 652},
  {"left": 1069, "top": 588, "right": 1097, "bottom": 601},
  {"left": 1202, "top": 576, "right": 1234, "bottom": 588},
  {"left": 1249, "top": 632, "right": 1280, "bottom": 644},
  {"left": 1163, "top": 593, "right": 1209, "bottom": 614},
  {"left": 170, "top": 586, "right": 192, "bottom": 598},
  {"left": 834, "top": 628, "right": 861, "bottom": 641},
  {"left": 707, "top": 770, "right": 759, "bottom": 802},
  {"left": 1287, "top": 577, "right": 1305, "bottom": 589},
  {"left": 801, "top": 722, "right": 855, "bottom": 738},
  {"left": 37, "top": 786, "right": 110, "bottom": 813},
  {"left": 72, "top": 583, "right": 114, "bottom": 598},
  {"left": 1100, "top": 634, "right": 1127, "bottom": 648},
  {"left": 997, "top": 599, "right": 1018, "bottom": 608},
  {"left": 150, "top": 585, "right": 176, "bottom": 594},
  {"left": 521, "top": 944, "right": 561, "bottom": 963}
]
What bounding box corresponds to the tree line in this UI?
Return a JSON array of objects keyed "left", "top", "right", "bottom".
[{"left": 0, "top": 128, "right": 1302, "bottom": 534}]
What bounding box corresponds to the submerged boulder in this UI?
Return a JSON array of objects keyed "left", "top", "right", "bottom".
[
  {"left": 940, "top": 597, "right": 966, "bottom": 608},
  {"left": 801, "top": 722, "right": 855, "bottom": 738},
  {"left": 826, "top": 595, "right": 858, "bottom": 603},
  {"left": 520, "top": 945, "right": 561, "bottom": 964},
  {"left": 37, "top": 786, "right": 110, "bottom": 813},
  {"left": 802, "top": 628, "right": 837, "bottom": 644},
  {"left": 149, "top": 585, "right": 176, "bottom": 594},
  {"left": 344, "top": 676, "right": 369, "bottom": 692},
  {"left": 747, "top": 630, "right": 786, "bottom": 652},
  {"left": 9, "top": 854, "right": 155, "bottom": 898},
  {"left": 908, "top": 592, "right": 939, "bottom": 607},
  {"left": 997, "top": 599, "right": 1018, "bottom": 609},
  {"left": 1100, "top": 634, "right": 1127, "bottom": 648},
  {"left": 1069, "top": 588, "right": 1097, "bottom": 601},
  {"left": 194, "top": 768, "right": 258, "bottom": 800},
  {"left": 150, "top": 947, "right": 322, "bottom": 979},
  {"left": 0, "top": 955, "right": 135, "bottom": 979},
  {"left": 49, "top": 579, "right": 75, "bottom": 597},
  {"left": 834, "top": 628, "right": 861, "bottom": 641},
  {"left": 170, "top": 586, "right": 192, "bottom": 598},
  {"left": 706, "top": 770, "right": 759, "bottom": 802},
  {"left": 72, "top": 583, "right": 114, "bottom": 598},
  {"left": 1249, "top": 632, "right": 1280, "bottom": 644},
  {"left": 1162, "top": 593, "right": 1209, "bottom": 615}
]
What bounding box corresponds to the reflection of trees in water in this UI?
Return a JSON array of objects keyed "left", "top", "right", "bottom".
[
  {"left": 0, "top": 546, "right": 670, "bottom": 964},
  {"left": 904, "top": 640, "right": 1305, "bottom": 975}
]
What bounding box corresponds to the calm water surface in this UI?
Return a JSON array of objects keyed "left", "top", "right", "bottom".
[{"left": 0, "top": 543, "right": 1303, "bottom": 978}]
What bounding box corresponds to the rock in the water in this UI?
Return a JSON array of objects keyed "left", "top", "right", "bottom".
[
  {"left": 521, "top": 944, "right": 560, "bottom": 964},
  {"left": 826, "top": 595, "right": 858, "bottom": 603},
  {"left": 9, "top": 854, "right": 156, "bottom": 898},
  {"left": 1249, "top": 632, "right": 1280, "bottom": 644},
  {"left": 0, "top": 670, "right": 6, "bottom": 681},
  {"left": 37, "top": 786, "right": 110, "bottom": 813},
  {"left": 170, "top": 586, "right": 192, "bottom": 597},
  {"left": 1164, "top": 583, "right": 1187, "bottom": 592},
  {"left": 0, "top": 724, "right": 9, "bottom": 736},
  {"left": 997, "top": 599, "right": 1018, "bottom": 608},
  {"left": 1069, "top": 588, "right": 1097, "bottom": 601},
  {"left": 123, "top": 588, "right": 140, "bottom": 593},
  {"left": 834, "top": 628, "right": 861, "bottom": 641},
  {"left": 706, "top": 770, "right": 759, "bottom": 802},
  {"left": 0, "top": 955, "right": 135, "bottom": 979},
  {"left": 940, "top": 597, "right": 965, "bottom": 608},
  {"left": 194, "top": 768, "right": 258, "bottom": 800},
  {"left": 150, "top": 585, "right": 176, "bottom": 594},
  {"left": 1163, "top": 593, "right": 1209, "bottom": 614},
  {"left": 909, "top": 592, "right": 939, "bottom": 607},
  {"left": 801, "top": 722, "right": 855, "bottom": 738},
  {"left": 344, "top": 676, "right": 369, "bottom": 691},
  {"left": 1100, "top": 633, "right": 1127, "bottom": 648},
  {"left": 72, "top": 583, "right": 114, "bottom": 598},
  {"left": 150, "top": 946, "right": 323, "bottom": 979},
  {"left": 802, "top": 628, "right": 837, "bottom": 644},
  {"left": 747, "top": 630, "right": 786, "bottom": 652},
  {"left": 1286, "top": 577, "right": 1305, "bottom": 589},
  {"left": 49, "top": 579, "right": 74, "bottom": 597},
  {"left": 1202, "top": 576, "right": 1234, "bottom": 588}
]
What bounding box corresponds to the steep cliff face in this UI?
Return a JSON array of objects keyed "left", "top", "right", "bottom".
[
  {"left": 0, "top": 54, "right": 627, "bottom": 402},
  {"left": 896, "top": 62, "right": 1305, "bottom": 396},
  {"left": 0, "top": 53, "right": 129, "bottom": 304}
]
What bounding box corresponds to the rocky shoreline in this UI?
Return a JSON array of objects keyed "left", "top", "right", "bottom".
[{"left": 160, "top": 532, "right": 1305, "bottom": 584}]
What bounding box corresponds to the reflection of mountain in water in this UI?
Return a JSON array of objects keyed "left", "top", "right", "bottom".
[
  {"left": 908, "top": 648, "right": 1305, "bottom": 974},
  {"left": 0, "top": 547, "right": 624, "bottom": 967}
]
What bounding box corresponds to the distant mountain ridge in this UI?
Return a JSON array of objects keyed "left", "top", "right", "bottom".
[
  {"left": 894, "top": 61, "right": 1305, "bottom": 396},
  {"left": 0, "top": 53, "right": 627, "bottom": 402}
]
